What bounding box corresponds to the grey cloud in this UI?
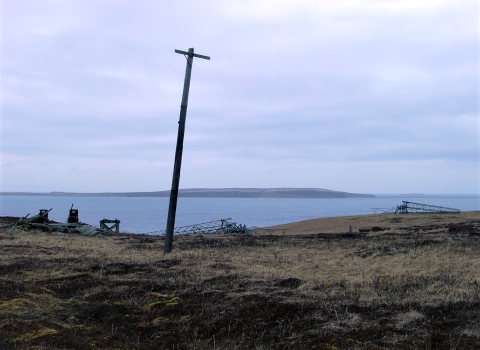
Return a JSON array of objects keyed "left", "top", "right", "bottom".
[{"left": 1, "top": 0, "right": 478, "bottom": 193}]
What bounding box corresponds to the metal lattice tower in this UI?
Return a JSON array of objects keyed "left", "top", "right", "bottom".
[
  {"left": 394, "top": 201, "right": 460, "bottom": 214},
  {"left": 151, "top": 218, "right": 252, "bottom": 236}
]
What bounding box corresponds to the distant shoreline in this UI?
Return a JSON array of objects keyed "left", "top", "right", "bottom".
[{"left": 0, "top": 188, "right": 374, "bottom": 199}]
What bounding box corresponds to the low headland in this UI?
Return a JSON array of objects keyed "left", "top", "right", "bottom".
[
  {"left": 0, "top": 187, "right": 374, "bottom": 198},
  {"left": 1, "top": 211, "right": 479, "bottom": 348}
]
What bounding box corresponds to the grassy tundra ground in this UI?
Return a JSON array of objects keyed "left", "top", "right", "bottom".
[{"left": 0, "top": 212, "right": 479, "bottom": 349}]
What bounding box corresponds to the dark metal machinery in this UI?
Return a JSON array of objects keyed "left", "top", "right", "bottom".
[{"left": 68, "top": 204, "right": 79, "bottom": 223}]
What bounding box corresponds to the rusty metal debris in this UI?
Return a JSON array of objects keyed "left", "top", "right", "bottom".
[
  {"left": 100, "top": 219, "right": 120, "bottom": 233},
  {"left": 16, "top": 221, "right": 101, "bottom": 235},
  {"left": 149, "top": 218, "right": 254, "bottom": 236},
  {"left": 13, "top": 208, "right": 52, "bottom": 225},
  {"left": 394, "top": 201, "right": 460, "bottom": 214},
  {"left": 372, "top": 201, "right": 461, "bottom": 215},
  {"left": 13, "top": 207, "right": 119, "bottom": 235}
]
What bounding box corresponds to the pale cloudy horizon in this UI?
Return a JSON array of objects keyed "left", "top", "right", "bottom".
[{"left": 1, "top": 0, "right": 478, "bottom": 194}]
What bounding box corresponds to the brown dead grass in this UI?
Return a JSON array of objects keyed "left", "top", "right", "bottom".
[
  {"left": 0, "top": 212, "right": 479, "bottom": 349},
  {"left": 266, "top": 211, "right": 480, "bottom": 234}
]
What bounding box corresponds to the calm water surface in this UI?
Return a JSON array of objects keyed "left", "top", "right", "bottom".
[{"left": 1, "top": 195, "right": 478, "bottom": 233}]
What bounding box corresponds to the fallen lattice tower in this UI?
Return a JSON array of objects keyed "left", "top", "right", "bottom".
[
  {"left": 149, "top": 218, "right": 253, "bottom": 236},
  {"left": 394, "top": 201, "right": 460, "bottom": 214}
]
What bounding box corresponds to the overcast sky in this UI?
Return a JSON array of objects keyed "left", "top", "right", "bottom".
[{"left": 1, "top": 0, "right": 478, "bottom": 194}]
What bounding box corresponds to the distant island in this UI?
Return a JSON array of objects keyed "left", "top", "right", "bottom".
[{"left": 0, "top": 188, "right": 374, "bottom": 198}]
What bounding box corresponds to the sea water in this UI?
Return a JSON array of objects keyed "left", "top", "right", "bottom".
[{"left": 0, "top": 195, "right": 478, "bottom": 234}]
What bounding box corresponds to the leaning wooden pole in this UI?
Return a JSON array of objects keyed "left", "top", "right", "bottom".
[{"left": 164, "top": 48, "right": 210, "bottom": 253}]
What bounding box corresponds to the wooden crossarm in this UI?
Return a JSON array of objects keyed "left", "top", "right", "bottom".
[{"left": 175, "top": 49, "right": 210, "bottom": 60}]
